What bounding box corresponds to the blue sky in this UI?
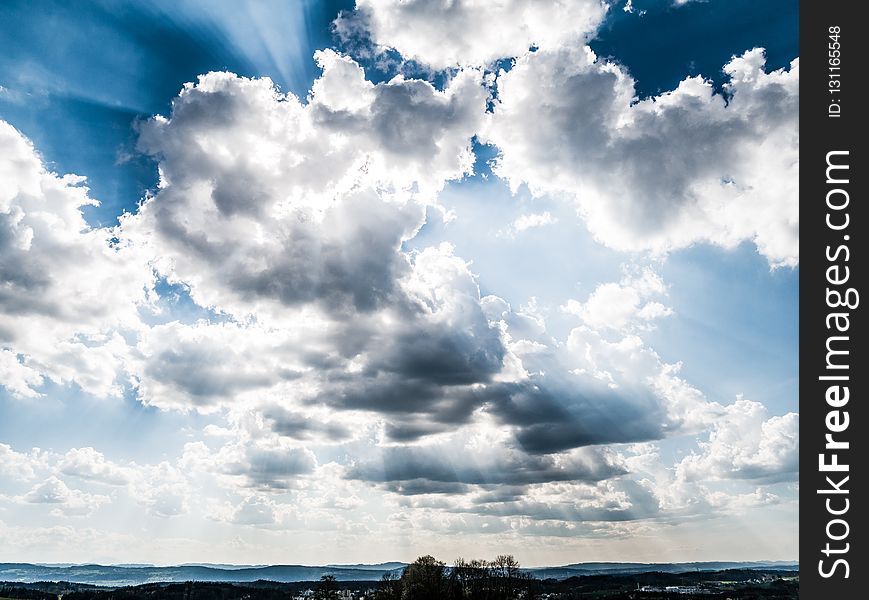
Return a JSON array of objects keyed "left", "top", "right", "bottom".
[{"left": 0, "top": 0, "right": 798, "bottom": 565}]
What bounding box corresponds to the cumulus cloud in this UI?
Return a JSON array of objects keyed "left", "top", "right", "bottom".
[
  {"left": 475, "top": 285, "right": 716, "bottom": 455},
  {"left": 0, "top": 121, "right": 153, "bottom": 400},
  {"left": 129, "top": 212, "right": 505, "bottom": 438},
  {"left": 125, "top": 52, "right": 486, "bottom": 320},
  {"left": 460, "top": 479, "right": 661, "bottom": 523},
  {"left": 0, "top": 443, "right": 45, "bottom": 480},
  {"left": 21, "top": 476, "right": 110, "bottom": 517},
  {"left": 335, "top": 0, "right": 608, "bottom": 69},
  {"left": 117, "top": 52, "right": 506, "bottom": 442},
  {"left": 0, "top": 349, "right": 44, "bottom": 398},
  {"left": 58, "top": 447, "right": 132, "bottom": 485},
  {"left": 676, "top": 399, "right": 799, "bottom": 483},
  {"left": 561, "top": 267, "right": 672, "bottom": 331},
  {"left": 617, "top": 397, "right": 797, "bottom": 517},
  {"left": 485, "top": 46, "right": 799, "bottom": 266}
]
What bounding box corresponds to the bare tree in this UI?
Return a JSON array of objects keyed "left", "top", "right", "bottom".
[
  {"left": 374, "top": 571, "right": 402, "bottom": 600},
  {"left": 313, "top": 574, "right": 339, "bottom": 600}
]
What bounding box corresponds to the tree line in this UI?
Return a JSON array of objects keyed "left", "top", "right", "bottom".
[{"left": 312, "top": 554, "right": 540, "bottom": 600}]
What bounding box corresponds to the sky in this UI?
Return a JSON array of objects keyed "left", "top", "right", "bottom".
[{"left": 0, "top": 0, "right": 799, "bottom": 566}]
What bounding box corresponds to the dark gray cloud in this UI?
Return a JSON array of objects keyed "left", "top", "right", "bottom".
[
  {"left": 0, "top": 212, "right": 56, "bottom": 318},
  {"left": 221, "top": 444, "right": 317, "bottom": 490},
  {"left": 384, "top": 479, "right": 471, "bottom": 496},
  {"left": 489, "top": 378, "right": 669, "bottom": 454},
  {"left": 370, "top": 321, "right": 504, "bottom": 386},
  {"left": 140, "top": 187, "right": 423, "bottom": 316},
  {"left": 458, "top": 479, "right": 661, "bottom": 523},
  {"left": 143, "top": 348, "right": 277, "bottom": 406},
  {"left": 346, "top": 444, "right": 625, "bottom": 490},
  {"left": 261, "top": 405, "right": 353, "bottom": 443}
]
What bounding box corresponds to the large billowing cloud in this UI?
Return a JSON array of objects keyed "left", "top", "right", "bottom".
[
  {"left": 114, "top": 53, "right": 515, "bottom": 446},
  {"left": 335, "top": 0, "right": 608, "bottom": 69},
  {"left": 484, "top": 46, "right": 799, "bottom": 266},
  {"left": 617, "top": 398, "right": 798, "bottom": 517},
  {"left": 334, "top": 2, "right": 799, "bottom": 267},
  {"left": 126, "top": 51, "right": 486, "bottom": 319},
  {"left": 0, "top": 121, "right": 153, "bottom": 399},
  {"left": 113, "top": 43, "right": 780, "bottom": 525},
  {"left": 120, "top": 54, "right": 511, "bottom": 443},
  {"left": 675, "top": 399, "right": 799, "bottom": 483}
]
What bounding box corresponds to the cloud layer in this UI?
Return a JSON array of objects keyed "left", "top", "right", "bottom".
[{"left": 0, "top": 1, "right": 799, "bottom": 561}]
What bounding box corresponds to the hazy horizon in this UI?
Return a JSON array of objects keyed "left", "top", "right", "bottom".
[{"left": 3, "top": 558, "right": 800, "bottom": 568}]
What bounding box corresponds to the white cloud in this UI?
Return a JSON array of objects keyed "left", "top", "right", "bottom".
[
  {"left": 0, "top": 443, "right": 45, "bottom": 480},
  {"left": 207, "top": 494, "right": 312, "bottom": 528},
  {"left": 0, "top": 121, "right": 154, "bottom": 400},
  {"left": 676, "top": 399, "right": 799, "bottom": 483},
  {"left": 499, "top": 211, "right": 558, "bottom": 238},
  {"left": 512, "top": 211, "right": 557, "bottom": 232},
  {"left": 4, "top": 444, "right": 194, "bottom": 518},
  {"left": 0, "top": 50, "right": 491, "bottom": 436},
  {"left": 0, "top": 349, "right": 44, "bottom": 398},
  {"left": 472, "top": 275, "right": 712, "bottom": 455},
  {"left": 336, "top": 0, "right": 608, "bottom": 69},
  {"left": 126, "top": 56, "right": 486, "bottom": 322},
  {"left": 21, "top": 476, "right": 110, "bottom": 517},
  {"left": 485, "top": 46, "right": 799, "bottom": 266},
  {"left": 559, "top": 325, "right": 718, "bottom": 438},
  {"left": 561, "top": 268, "right": 671, "bottom": 331},
  {"left": 58, "top": 447, "right": 132, "bottom": 485}
]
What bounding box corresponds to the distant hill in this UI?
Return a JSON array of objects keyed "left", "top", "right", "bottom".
[
  {"left": 0, "top": 560, "right": 797, "bottom": 586},
  {"left": 0, "top": 569, "right": 801, "bottom": 600},
  {"left": 177, "top": 564, "right": 269, "bottom": 571},
  {"left": 325, "top": 562, "right": 407, "bottom": 571},
  {"left": 0, "top": 563, "right": 405, "bottom": 586},
  {"left": 526, "top": 561, "right": 799, "bottom": 580}
]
